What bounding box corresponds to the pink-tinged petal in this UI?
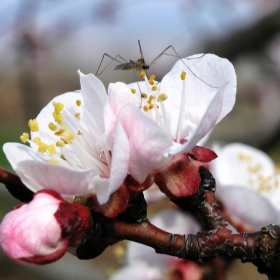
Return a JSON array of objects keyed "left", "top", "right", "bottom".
[
  {"left": 169, "top": 82, "right": 228, "bottom": 154},
  {"left": 78, "top": 71, "right": 107, "bottom": 131},
  {"left": 93, "top": 118, "right": 130, "bottom": 205},
  {"left": 104, "top": 102, "right": 118, "bottom": 150},
  {"left": 0, "top": 191, "right": 67, "bottom": 265},
  {"left": 15, "top": 160, "right": 98, "bottom": 196},
  {"left": 120, "top": 104, "right": 173, "bottom": 183},
  {"left": 218, "top": 186, "right": 280, "bottom": 229}
]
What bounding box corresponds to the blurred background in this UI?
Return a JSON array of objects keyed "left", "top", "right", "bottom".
[{"left": 1, "top": 0, "right": 280, "bottom": 279}]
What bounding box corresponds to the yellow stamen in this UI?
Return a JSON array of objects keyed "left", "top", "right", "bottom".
[
  {"left": 149, "top": 74, "right": 155, "bottom": 81},
  {"left": 20, "top": 132, "right": 30, "bottom": 143},
  {"left": 38, "top": 142, "right": 48, "bottom": 153},
  {"left": 56, "top": 140, "right": 65, "bottom": 147},
  {"left": 77, "top": 130, "right": 82, "bottom": 135},
  {"left": 149, "top": 95, "right": 154, "bottom": 101},
  {"left": 53, "top": 112, "right": 63, "bottom": 122},
  {"left": 151, "top": 86, "right": 158, "bottom": 91},
  {"left": 149, "top": 104, "right": 154, "bottom": 110},
  {"left": 141, "top": 93, "right": 147, "bottom": 99},
  {"left": 53, "top": 102, "right": 64, "bottom": 114},
  {"left": 181, "top": 71, "right": 187, "bottom": 80},
  {"left": 75, "top": 113, "right": 81, "bottom": 119},
  {"left": 143, "top": 105, "right": 149, "bottom": 112},
  {"left": 149, "top": 80, "right": 154, "bottom": 85},
  {"left": 130, "top": 88, "right": 136, "bottom": 94},
  {"left": 157, "top": 93, "right": 168, "bottom": 102},
  {"left": 55, "top": 129, "right": 65, "bottom": 136},
  {"left": 76, "top": 100, "right": 82, "bottom": 106},
  {"left": 140, "top": 72, "right": 146, "bottom": 78},
  {"left": 28, "top": 119, "right": 39, "bottom": 132},
  {"left": 32, "top": 137, "right": 41, "bottom": 145},
  {"left": 48, "top": 122, "right": 57, "bottom": 131},
  {"left": 65, "top": 134, "right": 75, "bottom": 142},
  {"left": 48, "top": 144, "right": 56, "bottom": 154},
  {"left": 48, "top": 159, "right": 59, "bottom": 164}
]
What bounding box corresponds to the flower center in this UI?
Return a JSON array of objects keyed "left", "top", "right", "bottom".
[
  {"left": 237, "top": 152, "right": 279, "bottom": 194},
  {"left": 20, "top": 98, "right": 111, "bottom": 176}
]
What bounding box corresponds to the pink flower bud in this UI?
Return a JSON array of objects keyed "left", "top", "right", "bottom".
[{"left": 0, "top": 190, "right": 92, "bottom": 265}]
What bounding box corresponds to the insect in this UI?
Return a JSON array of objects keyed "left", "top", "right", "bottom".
[{"left": 95, "top": 40, "right": 217, "bottom": 88}]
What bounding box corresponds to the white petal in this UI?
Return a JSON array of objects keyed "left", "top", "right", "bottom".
[
  {"left": 79, "top": 71, "right": 107, "bottom": 131},
  {"left": 161, "top": 53, "right": 236, "bottom": 140},
  {"left": 219, "top": 186, "right": 280, "bottom": 228},
  {"left": 15, "top": 160, "right": 98, "bottom": 195},
  {"left": 169, "top": 82, "right": 227, "bottom": 154},
  {"left": 3, "top": 143, "right": 43, "bottom": 171},
  {"left": 94, "top": 114, "right": 130, "bottom": 204}
]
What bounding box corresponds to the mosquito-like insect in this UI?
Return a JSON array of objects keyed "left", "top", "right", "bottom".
[{"left": 95, "top": 40, "right": 217, "bottom": 89}]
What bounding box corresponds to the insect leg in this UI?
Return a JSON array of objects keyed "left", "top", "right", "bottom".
[
  {"left": 95, "top": 53, "right": 128, "bottom": 76},
  {"left": 149, "top": 46, "right": 217, "bottom": 89}
]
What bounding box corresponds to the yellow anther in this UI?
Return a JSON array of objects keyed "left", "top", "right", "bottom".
[
  {"left": 149, "top": 74, "right": 156, "bottom": 81},
  {"left": 147, "top": 99, "right": 151, "bottom": 105},
  {"left": 38, "top": 142, "right": 48, "bottom": 153},
  {"left": 181, "top": 71, "right": 187, "bottom": 80},
  {"left": 60, "top": 154, "right": 65, "bottom": 160},
  {"left": 32, "top": 137, "right": 41, "bottom": 145},
  {"left": 76, "top": 100, "right": 82, "bottom": 106},
  {"left": 130, "top": 88, "right": 136, "bottom": 94},
  {"left": 113, "top": 245, "right": 126, "bottom": 259},
  {"left": 56, "top": 141, "right": 65, "bottom": 147},
  {"left": 53, "top": 102, "right": 64, "bottom": 114},
  {"left": 143, "top": 105, "right": 149, "bottom": 112},
  {"left": 48, "top": 122, "right": 57, "bottom": 131},
  {"left": 53, "top": 112, "right": 63, "bottom": 122},
  {"left": 141, "top": 93, "right": 148, "bottom": 99},
  {"left": 140, "top": 72, "right": 146, "bottom": 78},
  {"left": 75, "top": 113, "right": 81, "bottom": 119},
  {"left": 28, "top": 119, "right": 39, "bottom": 132},
  {"left": 48, "top": 144, "right": 56, "bottom": 155},
  {"left": 77, "top": 130, "right": 82, "bottom": 135},
  {"left": 149, "top": 104, "right": 154, "bottom": 110},
  {"left": 157, "top": 93, "right": 168, "bottom": 102},
  {"left": 275, "top": 164, "right": 280, "bottom": 172},
  {"left": 55, "top": 129, "right": 65, "bottom": 136},
  {"left": 149, "top": 95, "right": 154, "bottom": 101},
  {"left": 48, "top": 159, "right": 59, "bottom": 164},
  {"left": 65, "top": 134, "right": 75, "bottom": 142},
  {"left": 149, "top": 80, "right": 154, "bottom": 85},
  {"left": 151, "top": 85, "right": 158, "bottom": 91},
  {"left": 20, "top": 132, "right": 29, "bottom": 143}
]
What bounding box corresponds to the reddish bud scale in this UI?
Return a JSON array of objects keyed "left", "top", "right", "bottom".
[
  {"left": 154, "top": 153, "right": 201, "bottom": 199},
  {"left": 54, "top": 202, "right": 92, "bottom": 247},
  {"left": 189, "top": 146, "right": 217, "bottom": 162}
]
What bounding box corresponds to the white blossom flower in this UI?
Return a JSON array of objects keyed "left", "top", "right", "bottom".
[
  {"left": 211, "top": 143, "right": 280, "bottom": 230},
  {"left": 3, "top": 53, "right": 236, "bottom": 209},
  {"left": 3, "top": 72, "right": 130, "bottom": 207}
]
